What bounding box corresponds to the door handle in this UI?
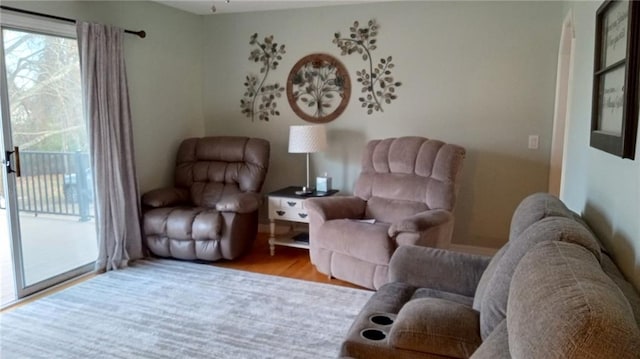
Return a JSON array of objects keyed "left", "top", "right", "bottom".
[{"left": 5, "top": 146, "right": 21, "bottom": 177}]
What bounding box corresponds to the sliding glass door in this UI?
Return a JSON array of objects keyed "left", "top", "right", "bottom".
[{"left": 0, "top": 14, "right": 97, "bottom": 307}]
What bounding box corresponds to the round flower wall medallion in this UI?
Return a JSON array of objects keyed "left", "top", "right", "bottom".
[{"left": 286, "top": 53, "right": 351, "bottom": 123}]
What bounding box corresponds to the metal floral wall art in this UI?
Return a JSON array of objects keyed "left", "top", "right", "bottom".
[
  {"left": 240, "top": 33, "right": 286, "bottom": 121},
  {"left": 333, "top": 19, "right": 401, "bottom": 114},
  {"left": 286, "top": 53, "right": 351, "bottom": 123}
]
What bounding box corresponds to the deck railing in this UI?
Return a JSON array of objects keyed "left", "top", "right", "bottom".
[{"left": 1, "top": 151, "right": 93, "bottom": 221}]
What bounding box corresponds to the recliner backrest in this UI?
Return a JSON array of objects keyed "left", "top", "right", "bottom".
[
  {"left": 353, "top": 136, "right": 465, "bottom": 223},
  {"left": 472, "top": 193, "right": 600, "bottom": 340},
  {"left": 508, "top": 192, "right": 578, "bottom": 239},
  {"left": 473, "top": 193, "right": 578, "bottom": 313},
  {"left": 507, "top": 240, "right": 640, "bottom": 358},
  {"left": 174, "top": 136, "right": 270, "bottom": 207}
]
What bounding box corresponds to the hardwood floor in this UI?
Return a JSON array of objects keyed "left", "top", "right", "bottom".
[{"left": 213, "top": 232, "right": 365, "bottom": 290}]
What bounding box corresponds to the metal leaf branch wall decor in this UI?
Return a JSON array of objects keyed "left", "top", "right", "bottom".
[
  {"left": 333, "top": 19, "right": 401, "bottom": 114},
  {"left": 240, "top": 33, "right": 286, "bottom": 121}
]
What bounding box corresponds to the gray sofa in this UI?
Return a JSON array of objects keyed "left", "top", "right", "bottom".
[{"left": 340, "top": 193, "right": 640, "bottom": 358}]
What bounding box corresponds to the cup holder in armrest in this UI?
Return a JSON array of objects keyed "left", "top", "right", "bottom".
[
  {"left": 369, "top": 313, "right": 395, "bottom": 326},
  {"left": 360, "top": 328, "right": 387, "bottom": 341}
]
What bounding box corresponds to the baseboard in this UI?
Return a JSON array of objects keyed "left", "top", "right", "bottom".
[
  {"left": 258, "top": 223, "right": 270, "bottom": 233},
  {"left": 449, "top": 244, "right": 499, "bottom": 256}
]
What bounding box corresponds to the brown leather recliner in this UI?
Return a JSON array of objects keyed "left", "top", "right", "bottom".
[
  {"left": 142, "top": 136, "right": 270, "bottom": 261},
  {"left": 306, "top": 136, "right": 465, "bottom": 289}
]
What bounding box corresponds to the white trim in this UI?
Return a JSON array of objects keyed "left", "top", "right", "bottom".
[
  {"left": 559, "top": 10, "right": 576, "bottom": 200},
  {"left": 0, "top": 11, "right": 76, "bottom": 38},
  {"left": 0, "top": 11, "right": 86, "bottom": 303},
  {"left": 560, "top": 51, "right": 576, "bottom": 199},
  {"left": 549, "top": 9, "right": 575, "bottom": 197}
]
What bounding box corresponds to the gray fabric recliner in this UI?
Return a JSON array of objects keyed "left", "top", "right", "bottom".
[
  {"left": 306, "top": 136, "right": 466, "bottom": 289},
  {"left": 340, "top": 193, "right": 640, "bottom": 358},
  {"left": 142, "top": 136, "right": 270, "bottom": 261}
]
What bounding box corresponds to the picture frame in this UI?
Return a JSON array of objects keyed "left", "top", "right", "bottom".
[{"left": 591, "top": 0, "right": 640, "bottom": 159}]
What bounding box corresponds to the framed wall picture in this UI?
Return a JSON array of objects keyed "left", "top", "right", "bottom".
[{"left": 591, "top": 0, "right": 640, "bottom": 159}]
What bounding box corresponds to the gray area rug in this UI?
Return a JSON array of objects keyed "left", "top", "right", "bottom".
[{"left": 0, "top": 259, "right": 372, "bottom": 358}]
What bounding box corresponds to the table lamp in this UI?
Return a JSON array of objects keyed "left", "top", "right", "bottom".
[{"left": 288, "top": 125, "right": 327, "bottom": 195}]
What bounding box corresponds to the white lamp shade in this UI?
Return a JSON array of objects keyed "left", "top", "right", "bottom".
[{"left": 288, "top": 125, "right": 327, "bottom": 153}]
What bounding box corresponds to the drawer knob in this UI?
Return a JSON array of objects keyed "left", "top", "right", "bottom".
[
  {"left": 287, "top": 201, "right": 297, "bottom": 207},
  {"left": 276, "top": 210, "right": 285, "bottom": 216},
  {"left": 298, "top": 213, "right": 308, "bottom": 219}
]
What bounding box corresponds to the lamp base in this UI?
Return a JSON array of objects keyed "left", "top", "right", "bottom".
[{"left": 295, "top": 186, "right": 314, "bottom": 195}]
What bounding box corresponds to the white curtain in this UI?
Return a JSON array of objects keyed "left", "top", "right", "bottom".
[{"left": 76, "top": 21, "right": 143, "bottom": 272}]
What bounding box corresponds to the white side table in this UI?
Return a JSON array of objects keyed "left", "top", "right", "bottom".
[{"left": 267, "top": 186, "right": 338, "bottom": 256}]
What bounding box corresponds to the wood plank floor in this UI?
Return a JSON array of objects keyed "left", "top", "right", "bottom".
[{"left": 213, "top": 232, "right": 365, "bottom": 290}]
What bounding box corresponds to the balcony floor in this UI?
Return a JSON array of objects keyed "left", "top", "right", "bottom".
[{"left": 1, "top": 210, "right": 97, "bottom": 307}]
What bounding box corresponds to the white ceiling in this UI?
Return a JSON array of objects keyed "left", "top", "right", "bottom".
[{"left": 152, "top": 0, "right": 383, "bottom": 15}]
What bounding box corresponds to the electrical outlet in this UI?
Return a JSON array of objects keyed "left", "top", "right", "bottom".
[{"left": 528, "top": 135, "right": 539, "bottom": 150}]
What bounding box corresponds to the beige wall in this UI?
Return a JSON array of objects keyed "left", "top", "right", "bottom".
[
  {"left": 7, "top": 1, "right": 638, "bottom": 289},
  {"left": 201, "top": 1, "right": 563, "bottom": 248},
  {"left": 561, "top": 1, "right": 640, "bottom": 289},
  {"left": 3, "top": 1, "right": 205, "bottom": 192},
  {"left": 4, "top": 1, "right": 570, "bottom": 251}
]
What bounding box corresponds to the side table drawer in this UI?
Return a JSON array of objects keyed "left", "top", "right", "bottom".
[
  {"left": 268, "top": 197, "right": 305, "bottom": 209},
  {"left": 268, "top": 196, "right": 308, "bottom": 223},
  {"left": 278, "top": 198, "right": 304, "bottom": 209},
  {"left": 269, "top": 207, "right": 309, "bottom": 223}
]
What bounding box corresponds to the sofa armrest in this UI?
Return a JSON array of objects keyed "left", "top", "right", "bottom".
[
  {"left": 305, "top": 196, "right": 366, "bottom": 222},
  {"left": 389, "top": 245, "right": 491, "bottom": 297},
  {"left": 216, "top": 192, "right": 261, "bottom": 213},
  {"left": 142, "top": 187, "right": 189, "bottom": 208},
  {"left": 388, "top": 209, "right": 453, "bottom": 237},
  {"left": 388, "top": 297, "right": 481, "bottom": 358}
]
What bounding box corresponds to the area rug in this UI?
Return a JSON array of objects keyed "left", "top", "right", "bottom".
[{"left": 0, "top": 259, "right": 372, "bottom": 358}]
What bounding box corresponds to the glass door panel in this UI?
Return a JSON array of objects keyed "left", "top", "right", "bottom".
[{"left": 1, "top": 26, "right": 97, "bottom": 303}]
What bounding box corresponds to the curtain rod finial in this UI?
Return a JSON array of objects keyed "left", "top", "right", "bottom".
[{"left": 125, "top": 29, "right": 146, "bottom": 38}]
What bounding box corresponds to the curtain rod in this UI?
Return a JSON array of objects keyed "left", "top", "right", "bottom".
[{"left": 0, "top": 5, "right": 146, "bottom": 38}]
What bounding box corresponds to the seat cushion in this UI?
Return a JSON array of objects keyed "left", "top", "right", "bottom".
[
  {"left": 388, "top": 298, "right": 481, "bottom": 358},
  {"left": 144, "top": 207, "right": 222, "bottom": 260},
  {"left": 340, "top": 281, "right": 475, "bottom": 359},
  {"left": 144, "top": 207, "right": 222, "bottom": 239},
  {"left": 508, "top": 241, "right": 640, "bottom": 358},
  {"left": 316, "top": 219, "right": 393, "bottom": 265}
]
